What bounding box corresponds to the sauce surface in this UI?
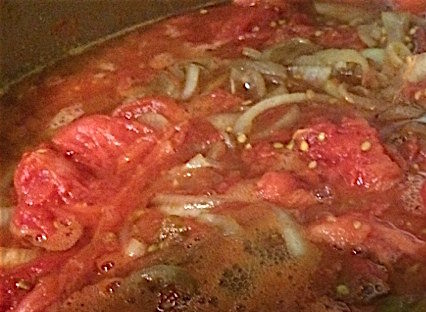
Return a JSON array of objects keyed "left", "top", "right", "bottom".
[{"left": 0, "top": 1, "right": 426, "bottom": 311}]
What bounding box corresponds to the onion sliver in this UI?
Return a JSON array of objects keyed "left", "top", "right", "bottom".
[
  {"left": 253, "top": 105, "right": 301, "bottom": 140},
  {"left": 381, "top": 12, "right": 409, "bottom": 43},
  {"left": 261, "top": 38, "right": 320, "bottom": 65},
  {"left": 208, "top": 113, "right": 241, "bottom": 132},
  {"left": 361, "top": 48, "right": 385, "bottom": 65},
  {"left": 181, "top": 63, "right": 200, "bottom": 100},
  {"left": 294, "top": 49, "right": 369, "bottom": 77},
  {"left": 197, "top": 213, "right": 242, "bottom": 236},
  {"left": 185, "top": 153, "right": 220, "bottom": 169},
  {"left": 242, "top": 47, "right": 262, "bottom": 60},
  {"left": 404, "top": 53, "right": 426, "bottom": 83},
  {"left": 289, "top": 65, "right": 332, "bottom": 86},
  {"left": 273, "top": 209, "right": 307, "bottom": 258},
  {"left": 49, "top": 104, "right": 85, "bottom": 130},
  {"left": 314, "top": 1, "right": 377, "bottom": 24},
  {"left": 357, "top": 24, "right": 379, "bottom": 47},
  {"left": 152, "top": 194, "right": 225, "bottom": 217},
  {"left": 0, "top": 247, "right": 39, "bottom": 268},
  {"left": 232, "top": 59, "right": 287, "bottom": 78},
  {"left": 233, "top": 93, "right": 307, "bottom": 136},
  {"left": 385, "top": 42, "right": 411, "bottom": 68}
]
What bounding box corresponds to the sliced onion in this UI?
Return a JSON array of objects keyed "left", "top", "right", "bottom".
[
  {"left": 414, "top": 114, "right": 426, "bottom": 124},
  {"left": 294, "top": 49, "right": 369, "bottom": 77},
  {"left": 261, "top": 38, "right": 320, "bottom": 65},
  {"left": 152, "top": 194, "right": 225, "bottom": 217},
  {"left": 229, "top": 67, "right": 267, "bottom": 99},
  {"left": 222, "top": 131, "right": 237, "bottom": 149},
  {"left": 208, "top": 113, "right": 241, "bottom": 132},
  {"left": 357, "top": 24, "right": 380, "bottom": 48},
  {"left": 150, "top": 72, "right": 181, "bottom": 99},
  {"left": 0, "top": 247, "right": 39, "bottom": 268},
  {"left": 242, "top": 47, "right": 262, "bottom": 60},
  {"left": 233, "top": 93, "right": 307, "bottom": 135},
  {"left": 124, "top": 238, "right": 146, "bottom": 258},
  {"left": 404, "top": 53, "right": 426, "bottom": 83},
  {"left": 137, "top": 112, "right": 170, "bottom": 130},
  {"left": 381, "top": 12, "right": 409, "bottom": 43},
  {"left": 248, "top": 69, "right": 267, "bottom": 98},
  {"left": 181, "top": 63, "right": 200, "bottom": 100},
  {"left": 378, "top": 105, "right": 424, "bottom": 121},
  {"left": 314, "top": 1, "right": 378, "bottom": 24},
  {"left": 185, "top": 153, "right": 220, "bottom": 169},
  {"left": 361, "top": 48, "right": 385, "bottom": 65},
  {"left": 197, "top": 213, "right": 242, "bottom": 236},
  {"left": 253, "top": 105, "right": 301, "bottom": 140},
  {"left": 273, "top": 209, "right": 307, "bottom": 258},
  {"left": 323, "top": 80, "right": 377, "bottom": 110},
  {"left": 0, "top": 207, "right": 12, "bottom": 227},
  {"left": 289, "top": 65, "right": 332, "bottom": 86},
  {"left": 232, "top": 59, "right": 287, "bottom": 78},
  {"left": 49, "top": 104, "right": 85, "bottom": 130},
  {"left": 385, "top": 42, "right": 411, "bottom": 68},
  {"left": 267, "top": 85, "right": 289, "bottom": 97}
]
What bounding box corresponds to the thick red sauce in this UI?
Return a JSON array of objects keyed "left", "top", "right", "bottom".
[{"left": 0, "top": 1, "right": 425, "bottom": 311}]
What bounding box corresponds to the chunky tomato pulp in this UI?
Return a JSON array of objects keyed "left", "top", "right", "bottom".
[{"left": 0, "top": 0, "right": 426, "bottom": 311}]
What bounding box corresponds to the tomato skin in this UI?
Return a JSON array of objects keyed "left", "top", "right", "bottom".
[
  {"left": 186, "top": 89, "right": 242, "bottom": 117},
  {"left": 12, "top": 148, "right": 90, "bottom": 247},
  {"left": 0, "top": 248, "right": 79, "bottom": 312},
  {"left": 14, "top": 148, "right": 89, "bottom": 209},
  {"left": 257, "top": 171, "right": 316, "bottom": 207},
  {"left": 294, "top": 118, "right": 402, "bottom": 191},
  {"left": 52, "top": 115, "right": 156, "bottom": 175},
  {"left": 308, "top": 213, "right": 425, "bottom": 263},
  {"left": 112, "top": 96, "right": 188, "bottom": 123}
]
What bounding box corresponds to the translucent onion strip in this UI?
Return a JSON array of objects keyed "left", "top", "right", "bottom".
[
  {"left": 404, "top": 53, "right": 426, "bottom": 83},
  {"left": 0, "top": 247, "right": 39, "bottom": 268},
  {"left": 153, "top": 195, "right": 242, "bottom": 236},
  {"left": 253, "top": 105, "right": 301, "bottom": 140},
  {"left": 242, "top": 47, "right": 262, "bottom": 60},
  {"left": 233, "top": 93, "right": 307, "bottom": 136},
  {"left": 381, "top": 12, "right": 409, "bottom": 43},
  {"left": 152, "top": 194, "right": 226, "bottom": 217},
  {"left": 294, "top": 49, "right": 369, "bottom": 77},
  {"left": 385, "top": 42, "right": 411, "bottom": 68},
  {"left": 197, "top": 213, "right": 242, "bottom": 236},
  {"left": 261, "top": 38, "right": 320, "bottom": 65},
  {"left": 314, "top": 0, "right": 378, "bottom": 24},
  {"left": 208, "top": 113, "right": 241, "bottom": 132},
  {"left": 181, "top": 63, "right": 200, "bottom": 100},
  {"left": 361, "top": 48, "right": 385, "bottom": 65},
  {"left": 49, "top": 104, "right": 85, "bottom": 130},
  {"left": 232, "top": 59, "right": 287, "bottom": 78},
  {"left": 273, "top": 209, "right": 307, "bottom": 257},
  {"left": 289, "top": 65, "right": 332, "bottom": 86},
  {"left": 185, "top": 153, "right": 220, "bottom": 169}
]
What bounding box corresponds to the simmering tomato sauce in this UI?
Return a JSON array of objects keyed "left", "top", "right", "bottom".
[{"left": 0, "top": 1, "right": 425, "bottom": 311}]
